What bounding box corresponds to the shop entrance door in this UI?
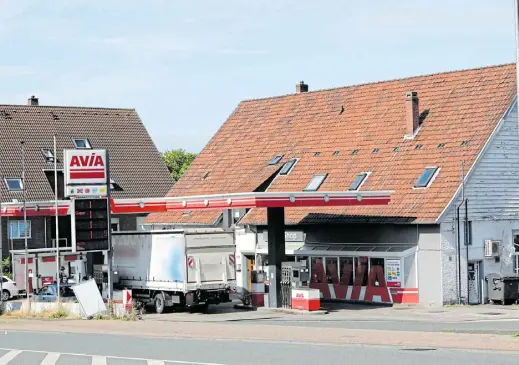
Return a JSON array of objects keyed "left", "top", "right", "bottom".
[{"left": 468, "top": 261, "right": 481, "bottom": 305}]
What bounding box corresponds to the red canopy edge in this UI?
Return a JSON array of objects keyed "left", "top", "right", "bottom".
[{"left": 0, "top": 191, "right": 392, "bottom": 217}]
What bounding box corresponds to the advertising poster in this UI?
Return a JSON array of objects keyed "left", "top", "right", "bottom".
[{"left": 386, "top": 259, "right": 401, "bottom": 287}]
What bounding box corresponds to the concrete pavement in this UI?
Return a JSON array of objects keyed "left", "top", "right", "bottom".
[{"left": 2, "top": 330, "right": 519, "bottom": 365}]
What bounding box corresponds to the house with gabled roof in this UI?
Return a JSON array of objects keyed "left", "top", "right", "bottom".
[
  {"left": 147, "top": 64, "right": 519, "bottom": 306},
  {"left": 0, "top": 97, "right": 173, "bottom": 267}
]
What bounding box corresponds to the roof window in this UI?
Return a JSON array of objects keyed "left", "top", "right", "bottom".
[
  {"left": 41, "top": 149, "right": 54, "bottom": 162},
  {"left": 348, "top": 173, "right": 368, "bottom": 191},
  {"left": 268, "top": 155, "right": 283, "bottom": 165},
  {"left": 415, "top": 167, "right": 439, "bottom": 188},
  {"left": 437, "top": 143, "right": 446, "bottom": 149},
  {"left": 279, "top": 158, "right": 297, "bottom": 175},
  {"left": 304, "top": 174, "right": 327, "bottom": 191},
  {"left": 314, "top": 152, "right": 320, "bottom": 157},
  {"left": 415, "top": 144, "right": 423, "bottom": 150},
  {"left": 5, "top": 178, "right": 23, "bottom": 191},
  {"left": 351, "top": 149, "right": 360, "bottom": 155},
  {"left": 460, "top": 141, "right": 470, "bottom": 147},
  {"left": 72, "top": 138, "right": 91, "bottom": 149},
  {"left": 372, "top": 148, "right": 380, "bottom": 154},
  {"left": 332, "top": 151, "right": 340, "bottom": 156},
  {"left": 201, "top": 171, "right": 210, "bottom": 180},
  {"left": 393, "top": 147, "right": 401, "bottom": 152}
]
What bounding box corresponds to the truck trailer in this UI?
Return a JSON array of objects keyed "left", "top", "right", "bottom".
[{"left": 111, "top": 229, "right": 236, "bottom": 313}]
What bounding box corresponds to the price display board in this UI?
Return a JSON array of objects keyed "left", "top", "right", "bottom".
[{"left": 74, "top": 198, "right": 109, "bottom": 252}]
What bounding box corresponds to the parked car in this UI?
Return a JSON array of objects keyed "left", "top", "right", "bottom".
[
  {"left": 34, "top": 284, "right": 77, "bottom": 302},
  {"left": 1, "top": 276, "right": 19, "bottom": 301}
]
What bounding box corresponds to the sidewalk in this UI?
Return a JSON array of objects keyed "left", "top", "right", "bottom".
[{"left": 1, "top": 317, "right": 518, "bottom": 352}]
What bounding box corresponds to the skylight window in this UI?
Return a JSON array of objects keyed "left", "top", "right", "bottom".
[
  {"left": 415, "top": 167, "right": 439, "bottom": 188},
  {"left": 304, "top": 174, "right": 327, "bottom": 191},
  {"left": 201, "top": 171, "right": 210, "bottom": 180},
  {"left": 351, "top": 149, "right": 360, "bottom": 155},
  {"left": 415, "top": 145, "right": 423, "bottom": 150},
  {"left": 5, "top": 178, "right": 23, "bottom": 191},
  {"left": 393, "top": 147, "right": 401, "bottom": 152},
  {"left": 460, "top": 141, "right": 470, "bottom": 147},
  {"left": 72, "top": 138, "right": 91, "bottom": 149},
  {"left": 348, "top": 173, "right": 368, "bottom": 191},
  {"left": 279, "top": 158, "right": 297, "bottom": 175},
  {"left": 332, "top": 151, "right": 340, "bottom": 156},
  {"left": 41, "top": 149, "right": 54, "bottom": 162},
  {"left": 268, "top": 155, "right": 283, "bottom": 165},
  {"left": 314, "top": 152, "right": 320, "bottom": 157},
  {"left": 437, "top": 143, "right": 446, "bottom": 149},
  {"left": 372, "top": 148, "right": 380, "bottom": 154}
]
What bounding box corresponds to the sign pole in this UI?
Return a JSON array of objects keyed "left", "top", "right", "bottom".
[
  {"left": 106, "top": 151, "right": 113, "bottom": 306},
  {"left": 54, "top": 136, "right": 60, "bottom": 302}
]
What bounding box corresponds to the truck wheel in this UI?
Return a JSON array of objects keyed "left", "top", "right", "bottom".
[{"left": 154, "top": 292, "right": 165, "bottom": 314}]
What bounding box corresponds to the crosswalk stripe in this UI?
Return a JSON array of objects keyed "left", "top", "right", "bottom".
[
  {"left": 41, "top": 352, "right": 61, "bottom": 365},
  {"left": 0, "top": 350, "right": 22, "bottom": 365},
  {"left": 148, "top": 361, "right": 166, "bottom": 365},
  {"left": 91, "top": 355, "right": 107, "bottom": 365}
]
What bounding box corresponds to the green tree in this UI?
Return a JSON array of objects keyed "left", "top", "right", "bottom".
[
  {"left": 1, "top": 257, "right": 11, "bottom": 279},
  {"left": 163, "top": 149, "right": 198, "bottom": 182}
]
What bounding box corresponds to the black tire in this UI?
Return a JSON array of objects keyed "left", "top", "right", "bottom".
[
  {"left": 154, "top": 292, "right": 165, "bottom": 314},
  {"left": 1, "top": 290, "right": 10, "bottom": 301}
]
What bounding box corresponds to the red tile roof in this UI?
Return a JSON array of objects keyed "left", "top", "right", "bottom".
[{"left": 146, "top": 64, "right": 516, "bottom": 225}]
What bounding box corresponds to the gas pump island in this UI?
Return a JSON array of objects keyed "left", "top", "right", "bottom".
[{"left": 2, "top": 147, "right": 392, "bottom": 307}]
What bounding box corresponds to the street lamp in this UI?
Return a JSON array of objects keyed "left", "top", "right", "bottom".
[{"left": 21, "top": 141, "right": 29, "bottom": 301}]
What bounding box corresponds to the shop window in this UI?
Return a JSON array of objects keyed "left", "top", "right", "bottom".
[
  {"left": 355, "top": 256, "right": 369, "bottom": 286},
  {"left": 325, "top": 257, "right": 339, "bottom": 284},
  {"left": 340, "top": 257, "right": 354, "bottom": 285},
  {"left": 369, "top": 258, "right": 386, "bottom": 287},
  {"left": 9, "top": 220, "right": 31, "bottom": 239},
  {"left": 310, "top": 257, "right": 326, "bottom": 283}
]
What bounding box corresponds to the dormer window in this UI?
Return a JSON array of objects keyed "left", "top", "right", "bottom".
[
  {"left": 348, "top": 173, "right": 368, "bottom": 191},
  {"left": 279, "top": 158, "right": 297, "bottom": 175},
  {"left": 304, "top": 174, "right": 327, "bottom": 191},
  {"left": 72, "top": 138, "right": 91, "bottom": 149},
  {"left": 268, "top": 154, "right": 283, "bottom": 165},
  {"left": 41, "top": 149, "right": 54, "bottom": 162},
  {"left": 5, "top": 178, "right": 23, "bottom": 191},
  {"left": 415, "top": 167, "right": 439, "bottom": 188}
]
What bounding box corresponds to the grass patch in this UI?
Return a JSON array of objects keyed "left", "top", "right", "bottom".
[
  {"left": 513, "top": 333, "right": 519, "bottom": 338},
  {"left": 1, "top": 304, "right": 79, "bottom": 320}
]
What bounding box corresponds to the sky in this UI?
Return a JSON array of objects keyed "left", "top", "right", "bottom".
[{"left": 0, "top": 0, "right": 516, "bottom": 153}]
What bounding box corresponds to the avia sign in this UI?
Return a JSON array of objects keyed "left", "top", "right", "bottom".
[{"left": 64, "top": 149, "right": 107, "bottom": 186}]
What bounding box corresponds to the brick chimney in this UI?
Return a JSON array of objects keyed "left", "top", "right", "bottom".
[
  {"left": 405, "top": 91, "right": 419, "bottom": 137},
  {"left": 296, "top": 81, "right": 308, "bottom": 93},
  {"left": 27, "top": 95, "right": 39, "bottom": 106}
]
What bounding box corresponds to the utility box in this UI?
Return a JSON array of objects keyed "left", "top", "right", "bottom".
[{"left": 486, "top": 273, "right": 519, "bottom": 305}]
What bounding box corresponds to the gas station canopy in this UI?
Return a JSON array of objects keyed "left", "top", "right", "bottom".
[{"left": 0, "top": 191, "right": 392, "bottom": 217}]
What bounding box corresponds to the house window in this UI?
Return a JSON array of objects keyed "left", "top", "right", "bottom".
[
  {"left": 9, "top": 220, "right": 31, "bottom": 239},
  {"left": 465, "top": 221, "right": 472, "bottom": 246},
  {"left": 5, "top": 178, "right": 23, "bottom": 191},
  {"left": 72, "top": 138, "right": 91, "bottom": 149},
  {"left": 414, "top": 167, "right": 439, "bottom": 188},
  {"left": 41, "top": 149, "right": 54, "bottom": 162},
  {"left": 111, "top": 218, "right": 120, "bottom": 232},
  {"left": 304, "top": 174, "right": 327, "bottom": 191},
  {"left": 513, "top": 233, "right": 519, "bottom": 275},
  {"left": 268, "top": 155, "right": 283, "bottom": 165},
  {"left": 279, "top": 158, "right": 297, "bottom": 175},
  {"left": 348, "top": 173, "right": 368, "bottom": 191}
]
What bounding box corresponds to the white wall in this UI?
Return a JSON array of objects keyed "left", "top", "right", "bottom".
[
  {"left": 417, "top": 226, "right": 442, "bottom": 306},
  {"left": 441, "top": 219, "right": 518, "bottom": 304},
  {"left": 235, "top": 228, "right": 256, "bottom": 291}
]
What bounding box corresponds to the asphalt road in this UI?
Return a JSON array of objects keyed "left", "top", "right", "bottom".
[{"left": 1, "top": 330, "right": 519, "bottom": 365}]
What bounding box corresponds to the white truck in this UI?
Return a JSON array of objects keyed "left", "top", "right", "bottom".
[{"left": 111, "top": 229, "right": 236, "bottom": 313}]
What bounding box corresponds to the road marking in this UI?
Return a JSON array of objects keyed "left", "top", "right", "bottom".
[
  {"left": 0, "top": 348, "right": 227, "bottom": 365},
  {"left": 0, "top": 350, "right": 22, "bottom": 364},
  {"left": 41, "top": 352, "right": 61, "bottom": 365},
  {"left": 148, "top": 361, "right": 166, "bottom": 365},
  {"left": 91, "top": 355, "right": 107, "bottom": 365}
]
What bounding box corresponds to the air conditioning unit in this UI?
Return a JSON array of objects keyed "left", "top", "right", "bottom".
[{"left": 484, "top": 240, "right": 500, "bottom": 257}]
